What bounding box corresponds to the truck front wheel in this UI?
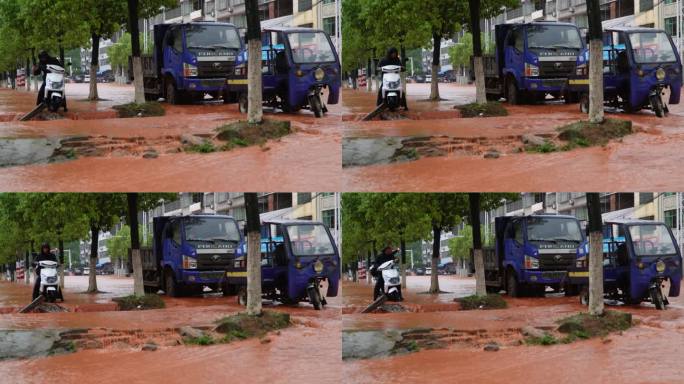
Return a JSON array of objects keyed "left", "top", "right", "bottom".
[
  {"left": 506, "top": 271, "right": 519, "bottom": 297},
  {"left": 166, "top": 81, "right": 181, "bottom": 105},
  {"left": 165, "top": 271, "right": 179, "bottom": 297},
  {"left": 506, "top": 78, "right": 520, "bottom": 105}
]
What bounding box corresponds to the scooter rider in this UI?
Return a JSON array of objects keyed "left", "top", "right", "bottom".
[
  {"left": 32, "top": 242, "right": 58, "bottom": 300},
  {"left": 371, "top": 246, "right": 402, "bottom": 301},
  {"left": 376, "top": 47, "right": 406, "bottom": 108},
  {"left": 32, "top": 51, "right": 67, "bottom": 110}
]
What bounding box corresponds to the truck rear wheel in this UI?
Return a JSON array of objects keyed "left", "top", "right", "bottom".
[
  {"left": 238, "top": 93, "right": 248, "bottom": 114},
  {"left": 165, "top": 271, "right": 179, "bottom": 297},
  {"left": 144, "top": 93, "right": 158, "bottom": 102},
  {"left": 222, "top": 281, "right": 237, "bottom": 296},
  {"left": 166, "top": 81, "right": 181, "bottom": 105}
]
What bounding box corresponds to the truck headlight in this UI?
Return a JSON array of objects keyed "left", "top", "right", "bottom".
[
  {"left": 314, "top": 68, "right": 325, "bottom": 81},
  {"left": 656, "top": 68, "right": 666, "bottom": 81},
  {"left": 656, "top": 260, "right": 666, "bottom": 273},
  {"left": 182, "top": 255, "right": 197, "bottom": 269},
  {"left": 313, "top": 260, "right": 324, "bottom": 273},
  {"left": 183, "top": 63, "right": 198, "bottom": 77},
  {"left": 524, "top": 255, "right": 539, "bottom": 269},
  {"left": 525, "top": 63, "right": 539, "bottom": 77}
]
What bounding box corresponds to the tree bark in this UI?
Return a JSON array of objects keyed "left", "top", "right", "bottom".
[
  {"left": 587, "top": 0, "right": 604, "bottom": 123},
  {"left": 246, "top": 0, "right": 263, "bottom": 124},
  {"left": 127, "top": 193, "right": 144, "bottom": 296},
  {"left": 59, "top": 46, "right": 65, "bottom": 69},
  {"left": 400, "top": 235, "right": 407, "bottom": 289},
  {"left": 469, "top": 0, "right": 487, "bottom": 104},
  {"left": 244, "top": 193, "right": 262, "bottom": 316},
  {"left": 58, "top": 238, "right": 65, "bottom": 289},
  {"left": 128, "top": 0, "right": 146, "bottom": 104},
  {"left": 89, "top": 33, "right": 100, "bottom": 101},
  {"left": 429, "top": 225, "right": 441, "bottom": 293},
  {"left": 469, "top": 193, "right": 487, "bottom": 296},
  {"left": 430, "top": 33, "right": 441, "bottom": 100},
  {"left": 88, "top": 225, "right": 99, "bottom": 293},
  {"left": 586, "top": 192, "right": 604, "bottom": 316}
]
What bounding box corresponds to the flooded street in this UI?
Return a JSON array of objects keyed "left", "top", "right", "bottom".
[
  {"left": 0, "top": 276, "right": 341, "bottom": 383},
  {"left": 0, "top": 84, "right": 341, "bottom": 191},
  {"left": 342, "top": 84, "right": 684, "bottom": 192},
  {"left": 342, "top": 275, "right": 684, "bottom": 383}
]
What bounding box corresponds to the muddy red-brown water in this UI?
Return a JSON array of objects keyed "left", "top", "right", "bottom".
[
  {"left": 0, "top": 275, "right": 341, "bottom": 383},
  {"left": 343, "top": 274, "right": 684, "bottom": 383},
  {"left": 0, "top": 84, "right": 341, "bottom": 191},
  {"left": 342, "top": 84, "right": 684, "bottom": 192}
]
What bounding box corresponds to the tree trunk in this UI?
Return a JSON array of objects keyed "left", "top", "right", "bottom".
[
  {"left": 25, "top": 57, "right": 30, "bottom": 92},
  {"left": 127, "top": 193, "right": 144, "bottom": 296},
  {"left": 246, "top": 0, "right": 263, "bottom": 124},
  {"left": 469, "top": 0, "right": 487, "bottom": 104},
  {"left": 469, "top": 193, "right": 487, "bottom": 296},
  {"left": 400, "top": 235, "right": 407, "bottom": 289},
  {"left": 586, "top": 193, "right": 604, "bottom": 316},
  {"left": 89, "top": 33, "right": 100, "bottom": 101},
  {"left": 59, "top": 46, "right": 65, "bottom": 69},
  {"left": 244, "top": 193, "right": 262, "bottom": 316},
  {"left": 88, "top": 225, "right": 99, "bottom": 293},
  {"left": 128, "top": 0, "right": 145, "bottom": 104},
  {"left": 430, "top": 33, "right": 441, "bottom": 100},
  {"left": 587, "top": 0, "right": 604, "bottom": 124},
  {"left": 429, "top": 225, "right": 441, "bottom": 293}
]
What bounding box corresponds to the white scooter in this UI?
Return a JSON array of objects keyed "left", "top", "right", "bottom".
[
  {"left": 374, "top": 259, "right": 403, "bottom": 301},
  {"left": 44, "top": 64, "right": 67, "bottom": 112},
  {"left": 380, "top": 65, "right": 404, "bottom": 111},
  {"left": 37, "top": 260, "right": 63, "bottom": 302}
]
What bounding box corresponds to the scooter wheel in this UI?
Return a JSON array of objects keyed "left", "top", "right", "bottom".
[
  {"left": 308, "top": 287, "right": 322, "bottom": 310},
  {"left": 310, "top": 95, "right": 323, "bottom": 118}
]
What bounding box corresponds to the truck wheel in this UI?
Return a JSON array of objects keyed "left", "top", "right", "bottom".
[
  {"left": 238, "top": 93, "right": 248, "bottom": 114},
  {"left": 222, "top": 281, "right": 237, "bottom": 296},
  {"left": 506, "top": 78, "right": 519, "bottom": 105},
  {"left": 164, "top": 271, "right": 179, "bottom": 297},
  {"left": 166, "top": 81, "right": 180, "bottom": 105},
  {"left": 144, "top": 93, "right": 158, "bottom": 102},
  {"left": 223, "top": 90, "right": 238, "bottom": 104},
  {"left": 485, "top": 93, "right": 499, "bottom": 102},
  {"left": 579, "top": 287, "right": 589, "bottom": 306},
  {"left": 506, "top": 271, "right": 519, "bottom": 298}
]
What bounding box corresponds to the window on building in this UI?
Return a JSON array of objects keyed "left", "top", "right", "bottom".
[
  {"left": 665, "top": 210, "right": 677, "bottom": 229},
  {"left": 639, "top": 193, "right": 654, "bottom": 205},
  {"left": 297, "top": 193, "right": 312, "bottom": 205},
  {"left": 298, "top": 0, "right": 312, "bottom": 12},
  {"left": 322, "top": 17, "right": 336, "bottom": 36},
  {"left": 321, "top": 209, "right": 335, "bottom": 229},
  {"left": 665, "top": 17, "right": 677, "bottom": 37},
  {"left": 639, "top": 0, "right": 653, "bottom": 12}
]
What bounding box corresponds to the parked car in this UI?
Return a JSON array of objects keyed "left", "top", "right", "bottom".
[{"left": 415, "top": 267, "right": 426, "bottom": 276}]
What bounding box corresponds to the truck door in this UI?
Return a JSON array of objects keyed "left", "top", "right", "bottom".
[
  {"left": 165, "top": 219, "right": 183, "bottom": 272},
  {"left": 506, "top": 27, "right": 525, "bottom": 83},
  {"left": 163, "top": 27, "right": 184, "bottom": 82},
  {"left": 505, "top": 219, "right": 525, "bottom": 273}
]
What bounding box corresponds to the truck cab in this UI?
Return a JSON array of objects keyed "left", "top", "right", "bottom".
[
  {"left": 484, "top": 214, "right": 587, "bottom": 296},
  {"left": 143, "top": 214, "right": 244, "bottom": 296},
  {"left": 142, "top": 21, "right": 244, "bottom": 104},
  {"left": 485, "top": 21, "right": 584, "bottom": 104}
]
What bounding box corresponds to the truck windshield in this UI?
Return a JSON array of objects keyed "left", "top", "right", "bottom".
[
  {"left": 185, "top": 25, "right": 241, "bottom": 50},
  {"left": 184, "top": 217, "right": 241, "bottom": 243},
  {"left": 628, "top": 32, "right": 677, "bottom": 64},
  {"left": 527, "top": 217, "right": 583, "bottom": 243},
  {"left": 287, "top": 32, "right": 336, "bottom": 64},
  {"left": 628, "top": 224, "right": 677, "bottom": 256},
  {"left": 286, "top": 224, "right": 335, "bottom": 256},
  {"left": 527, "top": 25, "right": 582, "bottom": 50}
]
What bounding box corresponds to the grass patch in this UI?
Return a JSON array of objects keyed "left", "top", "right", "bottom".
[
  {"left": 214, "top": 311, "right": 291, "bottom": 342},
  {"left": 113, "top": 102, "right": 165, "bottom": 118},
  {"left": 185, "top": 141, "right": 217, "bottom": 153},
  {"left": 526, "top": 141, "right": 559, "bottom": 153},
  {"left": 457, "top": 102, "right": 508, "bottom": 118},
  {"left": 557, "top": 118, "right": 633, "bottom": 148},
  {"left": 184, "top": 335, "right": 216, "bottom": 346},
  {"left": 525, "top": 333, "right": 560, "bottom": 346},
  {"left": 457, "top": 294, "right": 508, "bottom": 310},
  {"left": 215, "top": 119, "right": 291, "bottom": 150},
  {"left": 113, "top": 294, "right": 166, "bottom": 311},
  {"left": 557, "top": 310, "right": 632, "bottom": 339}
]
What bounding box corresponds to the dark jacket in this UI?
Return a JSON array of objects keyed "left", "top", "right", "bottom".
[
  {"left": 34, "top": 251, "right": 58, "bottom": 269},
  {"left": 371, "top": 250, "right": 397, "bottom": 276},
  {"left": 33, "top": 56, "right": 62, "bottom": 81}
]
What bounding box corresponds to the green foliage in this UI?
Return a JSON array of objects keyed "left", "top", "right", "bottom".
[
  {"left": 457, "top": 294, "right": 507, "bottom": 310},
  {"left": 526, "top": 141, "right": 559, "bottom": 153},
  {"left": 449, "top": 33, "right": 494, "bottom": 70},
  {"left": 525, "top": 333, "right": 560, "bottom": 346},
  {"left": 109, "top": 33, "right": 153, "bottom": 72},
  {"left": 107, "top": 225, "right": 131, "bottom": 263},
  {"left": 184, "top": 335, "right": 216, "bottom": 345},
  {"left": 113, "top": 102, "right": 165, "bottom": 118},
  {"left": 448, "top": 225, "right": 493, "bottom": 262},
  {"left": 114, "top": 294, "right": 166, "bottom": 310},
  {"left": 457, "top": 102, "right": 508, "bottom": 118},
  {"left": 214, "top": 311, "right": 291, "bottom": 341},
  {"left": 214, "top": 120, "right": 292, "bottom": 150},
  {"left": 557, "top": 311, "right": 632, "bottom": 338},
  {"left": 557, "top": 119, "right": 633, "bottom": 148}
]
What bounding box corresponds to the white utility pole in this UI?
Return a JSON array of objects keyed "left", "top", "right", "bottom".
[{"left": 407, "top": 249, "right": 414, "bottom": 269}]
